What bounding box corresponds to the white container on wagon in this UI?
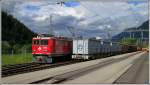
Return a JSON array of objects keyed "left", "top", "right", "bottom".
[
  {"left": 72, "top": 39, "right": 102, "bottom": 59},
  {"left": 73, "top": 39, "right": 88, "bottom": 55}
]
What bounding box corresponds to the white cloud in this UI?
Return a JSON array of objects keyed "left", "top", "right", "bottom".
[
  {"left": 33, "top": 15, "right": 49, "bottom": 21},
  {"left": 2, "top": 0, "right": 148, "bottom": 38}
]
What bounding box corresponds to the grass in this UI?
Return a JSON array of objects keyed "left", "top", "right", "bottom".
[{"left": 2, "top": 53, "right": 32, "bottom": 66}]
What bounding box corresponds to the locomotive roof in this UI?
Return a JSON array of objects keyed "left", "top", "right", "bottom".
[
  {"left": 33, "top": 37, "right": 52, "bottom": 39},
  {"left": 33, "top": 37, "right": 72, "bottom": 40}
]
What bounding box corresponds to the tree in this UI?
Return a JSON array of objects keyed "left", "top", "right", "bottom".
[{"left": 120, "top": 38, "right": 137, "bottom": 45}]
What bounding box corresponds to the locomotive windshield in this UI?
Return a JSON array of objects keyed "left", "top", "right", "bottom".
[
  {"left": 33, "top": 39, "right": 48, "bottom": 45},
  {"left": 41, "top": 40, "right": 48, "bottom": 45},
  {"left": 33, "top": 40, "right": 40, "bottom": 45}
]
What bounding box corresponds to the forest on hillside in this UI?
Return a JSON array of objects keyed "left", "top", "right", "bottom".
[{"left": 2, "top": 11, "right": 37, "bottom": 53}]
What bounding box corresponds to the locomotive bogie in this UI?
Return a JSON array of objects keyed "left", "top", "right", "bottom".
[
  {"left": 72, "top": 55, "right": 90, "bottom": 60},
  {"left": 32, "top": 55, "right": 53, "bottom": 63}
]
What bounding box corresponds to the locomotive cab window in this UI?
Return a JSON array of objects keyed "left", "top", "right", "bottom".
[
  {"left": 41, "top": 40, "right": 48, "bottom": 45},
  {"left": 33, "top": 40, "right": 39, "bottom": 45}
]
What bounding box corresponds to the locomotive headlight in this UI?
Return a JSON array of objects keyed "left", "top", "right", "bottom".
[{"left": 33, "top": 50, "right": 36, "bottom": 52}]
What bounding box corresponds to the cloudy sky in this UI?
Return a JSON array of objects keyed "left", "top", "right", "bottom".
[{"left": 1, "top": 0, "right": 149, "bottom": 38}]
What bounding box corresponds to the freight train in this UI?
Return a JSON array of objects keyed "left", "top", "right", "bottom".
[{"left": 32, "top": 36, "right": 138, "bottom": 63}]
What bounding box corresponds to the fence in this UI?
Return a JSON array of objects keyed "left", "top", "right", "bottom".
[
  {"left": 2, "top": 49, "right": 32, "bottom": 55},
  {"left": 2, "top": 49, "right": 33, "bottom": 65}
]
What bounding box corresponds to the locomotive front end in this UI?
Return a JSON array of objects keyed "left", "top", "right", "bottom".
[{"left": 32, "top": 37, "right": 54, "bottom": 63}]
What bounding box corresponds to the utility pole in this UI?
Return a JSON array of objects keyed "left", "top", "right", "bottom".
[
  {"left": 141, "top": 30, "right": 144, "bottom": 45},
  {"left": 56, "top": 1, "right": 65, "bottom": 6},
  {"left": 66, "top": 26, "right": 76, "bottom": 39},
  {"left": 129, "top": 31, "right": 132, "bottom": 38},
  {"left": 49, "top": 14, "right": 54, "bottom": 36},
  {"left": 48, "top": 1, "right": 65, "bottom": 36},
  {"left": 104, "top": 25, "right": 112, "bottom": 41},
  {"left": 132, "top": 32, "right": 134, "bottom": 38},
  {"left": 141, "top": 31, "right": 144, "bottom": 40}
]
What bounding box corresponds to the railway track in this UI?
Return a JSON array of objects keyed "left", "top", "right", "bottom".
[
  {"left": 2, "top": 60, "right": 83, "bottom": 77},
  {"left": 31, "top": 52, "right": 140, "bottom": 84},
  {"left": 2, "top": 52, "right": 140, "bottom": 78}
]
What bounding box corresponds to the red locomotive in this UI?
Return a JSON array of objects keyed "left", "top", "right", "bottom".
[{"left": 32, "top": 36, "right": 72, "bottom": 63}]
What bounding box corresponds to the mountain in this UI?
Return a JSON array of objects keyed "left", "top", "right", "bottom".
[
  {"left": 2, "top": 11, "right": 37, "bottom": 45},
  {"left": 112, "top": 20, "right": 149, "bottom": 41}
]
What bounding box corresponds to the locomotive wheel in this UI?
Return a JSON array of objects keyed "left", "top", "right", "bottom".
[{"left": 46, "top": 57, "right": 53, "bottom": 63}]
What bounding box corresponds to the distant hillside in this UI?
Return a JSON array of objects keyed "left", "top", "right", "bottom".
[
  {"left": 137, "top": 20, "right": 149, "bottom": 30},
  {"left": 2, "top": 11, "right": 37, "bottom": 45},
  {"left": 112, "top": 20, "right": 149, "bottom": 41},
  {"left": 124, "top": 20, "right": 149, "bottom": 31}
]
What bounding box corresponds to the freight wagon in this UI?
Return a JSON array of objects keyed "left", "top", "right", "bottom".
[
  {"left": 110, "top": 42, "right": 122, "bottom": 56},
  {"left": 72, "top": 39, "right": 122, "bottom": 60},
  {"left": 72, "top": 39, "right": 137, "bottom": 60}
]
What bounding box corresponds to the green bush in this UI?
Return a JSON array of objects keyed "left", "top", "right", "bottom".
[
  {"left": 2, "top": 41, "right": 11, "bottom": 50},
  {"left": 120, "top": 38, "right": 137, "bottom": 45}
]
